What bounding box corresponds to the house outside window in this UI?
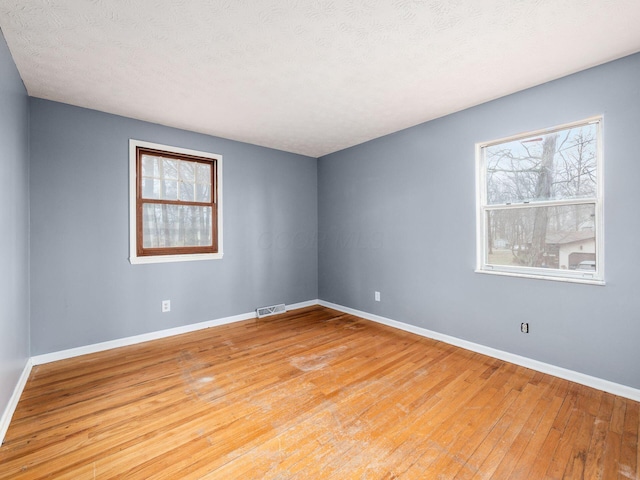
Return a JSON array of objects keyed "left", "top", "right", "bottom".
[
  {"left": 129, "top": 139, "right": 223, "bottom": 264},
  {"left": 475, "top": 117, "right": 603, "bottom": 284}
]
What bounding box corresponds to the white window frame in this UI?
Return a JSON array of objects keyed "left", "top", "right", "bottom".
[
  {"left": 129, "top": 139, "right": 223, "bottom": 264},
  {"left": 475, "top": 117, "right": 604, "bottom": 285}
]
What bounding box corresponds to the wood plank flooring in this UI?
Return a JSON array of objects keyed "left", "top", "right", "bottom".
[{"left": 1, "top": 306, "right": 638, "bottom": 479}]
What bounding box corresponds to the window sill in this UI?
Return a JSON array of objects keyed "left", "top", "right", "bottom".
[
  {"left": 130, "top": 252, "right": 224, "bottom": 265},
  {"left": 475, "top": 268, "right": 605, "bottom": 286}
]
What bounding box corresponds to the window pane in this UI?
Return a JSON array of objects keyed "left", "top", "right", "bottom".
[
  {"left": 487, "top": 204, "right": 595, "bottom": 270},
  {"left": 141, "top": 155, "right": 159, "bottom": 177},
  {"left": 197, "top": 163, "right": 211, "bottom": 185},
  {"left": 195, "top": 184, "right": 211, "bottom": 202},
  {"left": 142, "top": 203, "right": 212, "bottom": 248},
  {"left": 485, "top": 123, "right": 597, "bottom": 205},
  {"left": 141, "top": 178, "right": 161, "bottom": 199},
  {"left": 161, "top": 159, "right": 178, "bottom": 180},
  {"left": 162, "top": 180, "right": 178, "bottom": 200},
  {"left": 179, "top": 182, "right": 195, "bottom": 201},
  {"left": 179, "top": 161, "right": 195, "bottom": 183}
]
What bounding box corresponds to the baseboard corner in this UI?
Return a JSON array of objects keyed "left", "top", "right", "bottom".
[{"left": 0, "top": 358, "right": 33, "bottom": 445}]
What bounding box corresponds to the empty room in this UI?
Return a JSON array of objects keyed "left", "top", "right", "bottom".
[{"left": 1, "top": 1, "right": 640, "bottom": 478}]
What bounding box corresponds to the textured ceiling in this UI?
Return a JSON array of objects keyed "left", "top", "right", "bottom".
[{"left": 1, "top": 1, "right": 640, "bottom": 157}]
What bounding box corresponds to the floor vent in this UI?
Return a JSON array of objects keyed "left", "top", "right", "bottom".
[{"left": 256, "top": 303, "right": 286, "bottom": 318}]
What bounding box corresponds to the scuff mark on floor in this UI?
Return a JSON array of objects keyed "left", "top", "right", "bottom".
[
  {"left": 620, "top": 464, "right": 639, "bottom": 480},
  {"left": 178, "top": 350, "right": 225, "bottom": 403},
  {"left": 290, "top": 346, "right": 348, "bottom": 372}
]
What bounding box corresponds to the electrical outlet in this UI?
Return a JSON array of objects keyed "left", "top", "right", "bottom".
[
  {"left": 520, "top": 322, "right": 529, "bottom": 333},
  {"left": 162, "top": 300, "right": 171, "bottom": 313},
  {"left": 375, "top": 291, "right": 381, "bottom": 302}
]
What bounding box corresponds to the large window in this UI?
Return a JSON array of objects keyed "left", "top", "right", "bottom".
[
  {"left": 129, "top": 140, "right": 223, "bottom": 264},
  {"left": 476, "top": 117, "right": 603, "bottom": 284}
]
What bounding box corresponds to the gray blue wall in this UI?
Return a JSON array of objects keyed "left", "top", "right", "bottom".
[
  {"left": 29, "top": 99, "right": 318, "bottom": 355},
  {"left": 0, "top": 31, "right": 30, "bottom": 418},
  {"left": 318, "top": 53, "right": 640, "bottom": 389}
]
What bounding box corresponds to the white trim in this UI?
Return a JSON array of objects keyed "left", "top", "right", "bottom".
[
  {"left": 128, "top": 139, "right": 224, "bottom": 265},
  {"left": 477, "top": 116, "right": 604, "bottom": 149},
  {"left": 474, "top": 268, "right": 605, "bottom": 286},
  {"left": 0, "top": 359, "right": 33, "bottom": 445},
  {"left": 130, "top": 252, "right": 223, "bottom": 264},
  {"left": 285, "top": 299, "right": 318, "bottom": 311},
  {"left": 31, "top": 300, "right": 317, "bottom": 365},
  {"left": 32, "top": 313, "right": 252, "bottom": 365},
  {"left": 318, "top": 300, "right": 640, "bottom": 402}
]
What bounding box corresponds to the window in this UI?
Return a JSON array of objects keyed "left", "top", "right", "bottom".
[
  {"left": 476, "top": 117, "right": 603, "bottom": 284},
  {"left": 129, "top": 139, "right": 223, "bottom": 264}
]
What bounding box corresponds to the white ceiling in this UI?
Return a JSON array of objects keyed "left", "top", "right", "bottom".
[{"left": 1, "top": 1, "right": 640, "bottom": 158}]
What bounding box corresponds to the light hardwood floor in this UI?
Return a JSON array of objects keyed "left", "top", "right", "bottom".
[{"left": 1, "top": 306, "right": 638, "bottom": 479}]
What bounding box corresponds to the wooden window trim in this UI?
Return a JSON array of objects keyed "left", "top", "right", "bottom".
[{"left": 129, "top": 140, "right": 222, "bottom": 264}]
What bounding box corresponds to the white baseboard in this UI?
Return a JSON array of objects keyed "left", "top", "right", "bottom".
[
  {"left": 0, "top": 358, "right": 33, "bottom": 445},
  {"left": 31, "top": 299, "right": 317, "bottom": 366},
  {"left": 318, "top": 300, "right": 640, "bottom": 402},
  {"left": 285, "top": 299, "right": 318, "bottom": 311}
]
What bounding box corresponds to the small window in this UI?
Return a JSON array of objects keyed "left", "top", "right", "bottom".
[
  {"left": 129, "top": 140, "right": 223, "bottom": 264},
  {"left": 476, "top": 117, "right": 603, "bottom": 284}
]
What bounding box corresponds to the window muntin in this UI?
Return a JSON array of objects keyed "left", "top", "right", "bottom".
[
  {"left": 476, "top": 118, "right": 603, "bottom": 283},
  {"left": 140, "top": 155, "right": 212, "bottom": 202},
  {"left": 129, "top": 140, "right": 223, "bottom": 264}
]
